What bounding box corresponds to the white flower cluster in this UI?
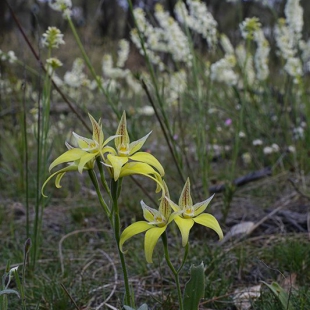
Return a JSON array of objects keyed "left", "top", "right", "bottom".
[
  {"left": 103, "top": 54, "right": 127, "bottom": 79},
  {"left": 102, "top": 45, "right": 142, "bottom": 95},
  {"left": 240, "top": 17, "right": 261, "bottom": 40},
  {"left": 46, "top": 57, "right": 63, "bottom": 75},
  {"left": 210, "top": 55, "right": 238, "bottom": 86},
  {"left": 174, "top": 0, "right": 218, "bottom": 49},
  {"left": 160, "top": 70, "right": 187, "bottom": 105},
  {"left": 235, "top": 44, "right": 255, "bottom": 85},
  {"left": 131, "top": 8, "right": 165, "bottom": 71},
  {"left": 42, "top": 26, "right": 65, "bottom": 49},
  {"left": 263, "top": 143, "right": 280, "bottom": 155},
  {"left": 284, "top": 57, "right": 302, "bottom": 83},
  {"left": 0, "top": 50, "right": 17, "bottom": 63},
  {"left": 64, "top": 58, "right": 89, "bottom": 88},
  {"left": 253, "top": 29, "right": 270, "bottom": 81},
  {"left": 274, "top": 0, "right": 304, "bottom": 83},
  {"left": 116, "top": 39, "right": 130, "bottom": 68},
  {"left": 285, "top": 0, "right": 303, "bottom": 45},
  {"left": 154, "top": 4, "right": 192, "bottom": 66},
  {"left": 274, "top": 19, "right": 295, "bottom": 60},
  {"left": 274, "top": 21, "right": 302, "bottom": 82},
  {"left": 49, "top": 0, "right": 72, "bottom": 18},
  {"left": 220, "top": 34, "right": 234, "bottom": 55}
]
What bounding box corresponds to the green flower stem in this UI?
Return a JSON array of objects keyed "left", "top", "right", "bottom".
[
  {"left": 96, "top": 158, "right": 112, "bottom": 200},
  {"left": 111, "top": 179, "right": 133, "bottom": 307},
  {"left": 161, "top": 232, "right": 184, "bottom": 310},
  {"left": 177, "top": 242, "right": 189, "bottom": 273},
  {"left": 88, "top": 170, "right": 111, "bottom": 218}
]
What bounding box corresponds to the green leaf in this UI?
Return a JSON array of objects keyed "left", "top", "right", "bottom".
[
  {"left": 183, "top": 262, "right": 205, "bottom": 310},
  {"left": 261, "top": 281, "right": 295, "bottom": 310}
]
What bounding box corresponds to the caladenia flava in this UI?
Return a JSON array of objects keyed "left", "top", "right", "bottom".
[
  {"left": 42, "top": 111, "right": 167, "bottom": 307},
  {"left": 166, "top": 178, "right": 223, "bottom": 246},
  {"left": 42, "top": 112, "right": 165, "bottom": 196},
  {"left": 120, "top": 178, "right": 223, "bottom": 310},
  {"left": 106, "top": 111, "right": 165, "bottom": 181},
  {"left": 42, "top": 110, "right": 223, "bottom": 309},
  {"left": 120, "top": 181, "right": 177, "bottom": 264}
]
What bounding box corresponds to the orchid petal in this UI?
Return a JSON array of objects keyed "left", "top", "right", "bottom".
[
  {"left": 141, "top": 200, "right": 160, "bottom": 223},
  {"left": 128, "top": 131, "right": 152, "bottom": 155},
  {"left": 115, "top": 111, "right": 130, "bottom": 148},
  {"left": 72, "top": 132, "right": 97, "bottom": 150},
  {"left": 130, "top": 152, "right": 165, "bottom": 176},
  {"left": 144, "top": 226, "right": 166, "bottom": 263},
  {"left": 49, "top": 148, "right": 87, "bottom": 171},
  {"left": 193, "top": 194, "right": 215, "bottom": 216},
  {"left": 119, "top": 162, "right": 157, "bottom": 176},
  {"left": 174, "top": 216, "right": 194, "bottom": 247},
  {"left": 154, "top": 173, "right": 165, "bottom": 193},
  {"left": 159, "top": 196, "right": 171, "bottom": 220},
  {"left": 193, "top": 214, "right": 223, "bottom": 240},
  {"left": 165, "top": 197, "right": 182, "bottom": 212},
  {"left": 78, "top": 153, "right": 96, "bottom": 173},
  {"left": 119, "top": 221, "right": 151, "bottom": 253},
  {"left": 107, "top": 154, "right": 129, "bottom": 180},
  {"left": 42, "top": 164, "right": 79, "bottom": 197},
  {"left": 179, "top": 178, "right": 193, "bottom": 208},
  {"left": 101, "top": 145, "right": 117, "bottom": 156},
  {"left": 88, "top": 113, "right": 104, "bottom": 146},
  {"left": 168, "top": 211, "right": 182, "bottom": 224},
  {"left": 119, "top": 162, "right": 164, "bottom": 192},
  {"left": 102, "top": 134, "right": 121, "bottom": 147},
  {"left": 55, "top": 172, "right": 66, "bottom": 188}
]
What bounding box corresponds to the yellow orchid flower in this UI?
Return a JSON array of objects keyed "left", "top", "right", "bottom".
[
  {"left": 41, "top": 157, "right": 93, "bottom": 197},
  {"left": 106, "top": 111, "right": 164, "bottom": 181},
  {"left": 42, "top": 113, "right": 117, "bottom": 196},
  {"left": 167, "top": 178, "right": 223, "bottom": 247},
  {"left": 120, "top": 183, "right": 176, "bottom": 263},
  {"left": 68, "top": 113, "right": 117, "bottom": 172},
  {"left": 49, "top": 113, "right": 116, "bottom": 174}
]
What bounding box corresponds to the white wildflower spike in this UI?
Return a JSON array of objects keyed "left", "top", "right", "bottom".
[
  {"left": 220, "top": 34, "right": 234, "bottom": 55},
  {"left": 49, "top": 0, "right": 72, "bottom": 18},
  {"left": 284, "top": 57, "right": 303, "bottom": 83},
  {"left": 253, "top": 29, "right": 270, "bottom": 81},
  {"left": 0, "top": 50, "right": 17, "bottom": 63},
  {"left": 274, "top": 19, "right": 295, "bottom": 60},
  {"left": 175, "top": 0, "right": 218, "bottom": 49},
  {"left": 42, "top": 27, "right": 65, "bottom": 49},
  {"left": 210, "top": 55, "right": 238, "bottom": 86},
  {"left": 155, "top": 4, "right": 192, "bottom": 67},
  {"left": 285, "top": 0, "right": 303, "bottom": 45},
  {"left": 236, "top": 44, "right": 255, "bottom": 85},
  {"left": 130, "top": 8, "right": 165, "bottom": 71},
  {"left": 46, "top": 57, "right": 63, "bottom": 70},
  {"left": 240, "top": 17, "right": 261, "bottom": 40},
  {"left": 116, "top": 39, "right": 130, "bottom": 68}
]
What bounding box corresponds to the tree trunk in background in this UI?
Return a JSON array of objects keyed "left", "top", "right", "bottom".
[
  {"left": 99, "top": 0, "right": 122, "bottom": 39},
  {"left": 167, "top": 0, "right": 178, "bottom": 19},
  {"left": 124, "top": 0, "right": 137, "bottom": 40},
  {"left": 0, "top": 0, "right": 8, "bottom": 40}
]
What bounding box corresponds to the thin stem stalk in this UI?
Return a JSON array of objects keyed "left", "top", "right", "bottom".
[
  {"left": 111, "top": 179, "right": 133, "bottom": 307},
  {"left": 162, "top": 232, "right": 184, "bottom": 310}
]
